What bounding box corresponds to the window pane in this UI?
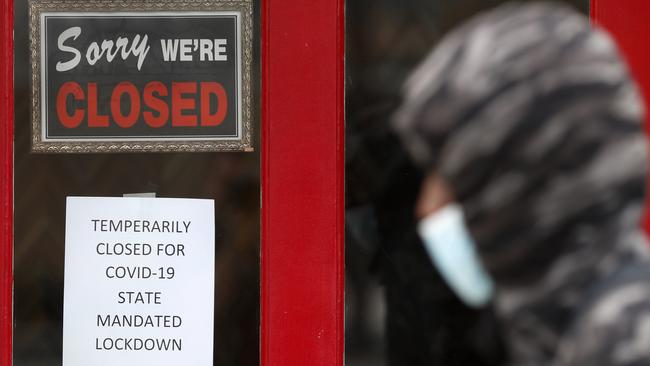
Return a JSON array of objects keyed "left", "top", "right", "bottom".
[
  {"left": 345, "top": 1, "right": 589, "bottom": 365},
  {"left": 13, "top": 1, "right": 260, "bottom": 365}
]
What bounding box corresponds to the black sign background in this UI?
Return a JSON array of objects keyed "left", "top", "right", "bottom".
[{"left": 43, "top": 14, "right": 239, "bottom": 139}]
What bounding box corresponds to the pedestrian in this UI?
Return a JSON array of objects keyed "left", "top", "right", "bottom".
[{"left": 393, "top": 2, "right": 650, "bottom": 365}]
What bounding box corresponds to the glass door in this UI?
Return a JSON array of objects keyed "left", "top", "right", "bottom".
[
  {"left": 344, "top": 1, "right": 591, "bottom": 365},
  {"left": 0, "top": 0, "right": 344, "bottom": 365}
]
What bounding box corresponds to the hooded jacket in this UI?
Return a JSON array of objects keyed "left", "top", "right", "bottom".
[{"left": 393, "top": 3, "right": 650, "bottom": 365}]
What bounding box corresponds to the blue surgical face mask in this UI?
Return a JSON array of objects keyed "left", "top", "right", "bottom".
[{"left": 417, "top": 203, "right": 495, "bottom": 308}]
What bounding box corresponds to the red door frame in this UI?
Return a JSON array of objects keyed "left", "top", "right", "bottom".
[
  {"left": 591, "top": 0, "right": 650, "bottom": 232},
  {"left": 0, "top": 0, "right": 345, "bottom": 365},
  {"left": 260, "top": 0, "right": 344, "bottom": 365},
  {"left": 0, "top": 0, "right": 14, "bottom": 364}
]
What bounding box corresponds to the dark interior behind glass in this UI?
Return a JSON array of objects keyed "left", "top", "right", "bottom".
[{"left": 345, "top": 1, "right": 589, "bottom": 365}]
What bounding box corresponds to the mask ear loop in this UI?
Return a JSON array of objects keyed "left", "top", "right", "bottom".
[{"left": 417, "top": 203, "right": 495, "bottom": 308}]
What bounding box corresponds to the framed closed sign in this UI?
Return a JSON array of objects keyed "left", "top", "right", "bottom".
[{"left": 29, "top": 0, "right": 253, "bottom": 152}]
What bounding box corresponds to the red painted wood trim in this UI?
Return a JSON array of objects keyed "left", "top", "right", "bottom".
[
  {"left": 590, "top": 0, "right": 598, "bottom": 23},
  {"left": 261, "top": 0, "right": 344, "bottom": 365},
  {"left": 0, "top": 0, "right": 13, "bottom": 363},
  {"left": 590, "top": 0, "right": 650, "bottom": 231}
]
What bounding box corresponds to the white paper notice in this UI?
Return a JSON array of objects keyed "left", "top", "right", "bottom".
[{"left": 63, "top": 197, "right": 215, "bottom": 366}]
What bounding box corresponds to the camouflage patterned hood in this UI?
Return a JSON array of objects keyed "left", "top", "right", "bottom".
[{"left": 393, "top": 2, "right": 650, "bottom": 365}]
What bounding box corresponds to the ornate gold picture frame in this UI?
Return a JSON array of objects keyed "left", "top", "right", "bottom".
[{"left": 29, "top": 0, "right": 254, "bottom": 153}]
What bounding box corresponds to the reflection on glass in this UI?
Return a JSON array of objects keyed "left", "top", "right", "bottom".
[
  {"left": 13, "top": 1, "right": 260, "bottom": 365},
  {"left": 345, "top": 1, "right": 588, "bottom": 365}
]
